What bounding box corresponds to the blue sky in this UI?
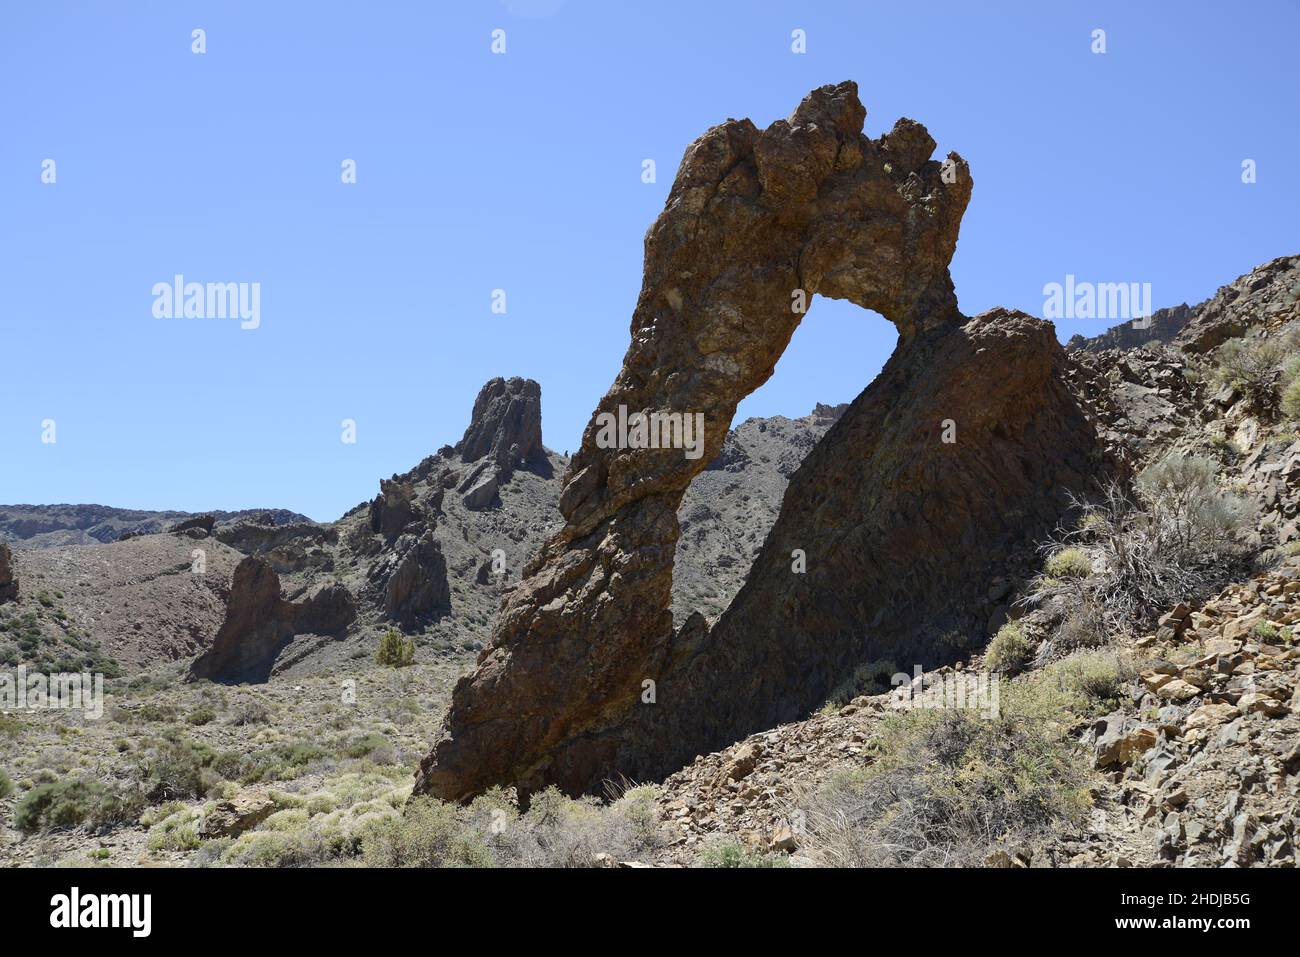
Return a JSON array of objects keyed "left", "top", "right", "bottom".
[{"left": 2, "top": 1, "right": 1296, "bottom": 520}]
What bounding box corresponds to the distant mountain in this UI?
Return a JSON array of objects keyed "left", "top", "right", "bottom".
[{"left": 0, "top": 504, "right": 312, "bottom": 549}]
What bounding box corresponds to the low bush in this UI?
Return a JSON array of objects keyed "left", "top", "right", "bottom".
[
  {"left": 695, "top": 840, "right": 789, "bottom": 868},
  {"left": 14, "top": 778, "right": 143, "bottom": 833},
  {"left": 1030, "top": 454, "right": 1253, "bottom": 642},
  {"left": 800, "top": 686, "right": 1091, "bottom": 867},
  {"left": 984, "top": 623, "right": 1030, "bottom": 673}
]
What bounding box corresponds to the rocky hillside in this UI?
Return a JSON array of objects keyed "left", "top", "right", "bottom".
[
  {"left": 0, "top": 377, "right": 841, "bottom": 684},
  {"left": 0, "top": 505, "right": 310, "bottom": 549},
  {"left": 649, "top": 251, "right": 1300, "bottom": 868}
]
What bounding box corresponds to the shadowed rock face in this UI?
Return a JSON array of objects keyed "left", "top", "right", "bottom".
[
  {"left": 189, "top": 557, "right": 356, "bottom": 683},
  {"left": 0, "top": 544, "right": 17, "bottom": 603},
  {"left": 415, "top": 81, "right": 1101, "bottom": 801}
]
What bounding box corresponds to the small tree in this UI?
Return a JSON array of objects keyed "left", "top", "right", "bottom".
[{"left": 376, "top": 629, "right": 415, "bottom": 667}]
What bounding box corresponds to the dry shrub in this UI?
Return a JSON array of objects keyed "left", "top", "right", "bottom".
[{"left": 1030, "top": 453, "right": 1253, "bottom": 643}]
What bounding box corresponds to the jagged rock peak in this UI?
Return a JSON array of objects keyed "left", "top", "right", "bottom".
[{"left": 455, "top": 377, "right": 544, "bottom": 473}]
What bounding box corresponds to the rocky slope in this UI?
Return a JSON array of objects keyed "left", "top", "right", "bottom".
[{"left": 648, "top": 250, "right": 1300, "bottom": 868}]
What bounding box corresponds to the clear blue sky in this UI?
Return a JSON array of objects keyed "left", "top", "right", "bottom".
[{"left": 2, "top": 1, "right": 1296, "bottom": 521}]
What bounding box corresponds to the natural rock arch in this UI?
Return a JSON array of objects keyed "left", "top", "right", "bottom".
[{"left": 415, "top": 82, "right": 1102, "bottom": 800}]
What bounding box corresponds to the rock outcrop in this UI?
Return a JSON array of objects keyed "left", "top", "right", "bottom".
[
  {"left": 415, "top": 82, "right": 1103, "bottom": 801},
  {"left": 189, "top": 557, "right": 356, "bottom": 683},
  {"left": 369, "top": 479, "right": 423, "bottom": 542},
  {"left": 369, "top": 530, "right": 451, "bottom": 627},
  {"left": 0, "top": 544, "right": 17, "bottom": 603},
  {"left": 456, "top": 377, "right": 544, "bottom": 474},
  {"left": 214, "top": 518, "right": 338, "bottom": 574},
  {"left": 1068, "top": 254, "right": 1300, "bottom": 356},
  {"left": 169, "top": 514, "right": 216, "bottom": 537}
]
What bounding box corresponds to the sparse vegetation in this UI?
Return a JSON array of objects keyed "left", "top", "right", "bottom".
[
  {"left": 1043, "top": 547, "right": 1092, "bottom": 579},
  {"left": 695, "top": 840, "right": 790, "bottom": 868},
  {"left": 1210, "top": 330, "right": 1300, "bottom": 420},
  {"left": 800, "top": 683, "right": 1092, "bottom": 867},
  {"left": 359, "top": 785, "right": 667, "bottom": 868},
  {"left": 1030, "top": 454, "right": 1253, "bottom": 644},
  {"left": 14, "top": 778, "right": 143, "bottom": 834}
]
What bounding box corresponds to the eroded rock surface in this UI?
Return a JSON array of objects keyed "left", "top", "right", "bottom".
[
  {"left": 456, "top": 377, "right": 544, "bottom": 474},
  {"left": 415, "top": 81, "right": 1100, "bottom": 800},
  {"left": 189, "top": 556, "right": 356, "bottom": 683},
  {"left": 0, "top": 544, "right": 17, "bottom": 603},
  {"left": 370, "top": 530, "right": 451, "bottom": 627}
]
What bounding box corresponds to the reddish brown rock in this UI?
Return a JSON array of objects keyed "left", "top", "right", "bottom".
[{"left": 414, "top": 81, "right": 1100, "bottom": 801}]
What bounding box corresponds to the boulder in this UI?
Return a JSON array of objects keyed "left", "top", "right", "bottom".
[
  {"left": 199, "top": 790, "right": 276, "bottom": 839},
  {"left": 460, "top": 470, "right": 499, "bottom": 511}
]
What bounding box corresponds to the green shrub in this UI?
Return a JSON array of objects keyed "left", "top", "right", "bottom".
[
  {"left": 14, "top": 779, "right": 143, "bottom": 833},
  {"left": 1253, "top": 621, "right": 1281, "bottom": 641},
  {"left": 362, "top": 798, "right": 493, "bottom": 867},
  {"left": 1038, "top": 650, "right": 1134, "bottom": 715},
  {"left": 1043, "top": 547, "right": 1092, "bottom": 580},
  {"left": 187, "top": 705, "right": 217, "bottom": 726},
  {"left": 0, "top": 768, "right": 13, "bottom": 800},
  {"left": 696, "top": 840, "right": 789, "bottom": 868},
  {"left": 1283, "top": 377, "right": 1300, "bottom": 421},
  {"left": 1212, "top": 333, "right": 1296, "bottom": 419},
  {"left": 375, "top": 629, "right": 415, "bottom": 667},
  {"left": 345, "top": 732, "right": 395, "bottom": 762},
  {"left": 136, "top": 734, "right": 220, "bottom": 803},
  {"left": 360, "top": 785, "right": 668, "bottom": 869},
  {"left": 985, "top": 623, "right": 1031, "bottom": 673},
  {"left": 227, "top": 700, "right": 271, "bottom": 726}
]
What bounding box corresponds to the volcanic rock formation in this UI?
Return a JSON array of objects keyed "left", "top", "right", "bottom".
[
  {"left": 457, "top": 377, "right": 544, "bottom": 474},
  {"left": 189, "top": 556, "right": 356, "bottom": 683},
  {"left": 0, "top": 544, "right": 17, "bottom": 603},
  {"left": 415, "top": 82, "right": 1103, "bottom": 801},
  {"left": 370, "top": 530, "right": 451, "bottom": 627}
]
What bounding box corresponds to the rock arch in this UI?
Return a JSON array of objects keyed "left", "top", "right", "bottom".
[{"left": 415, "top": 82, "right": 1101, "bottom": 800}]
